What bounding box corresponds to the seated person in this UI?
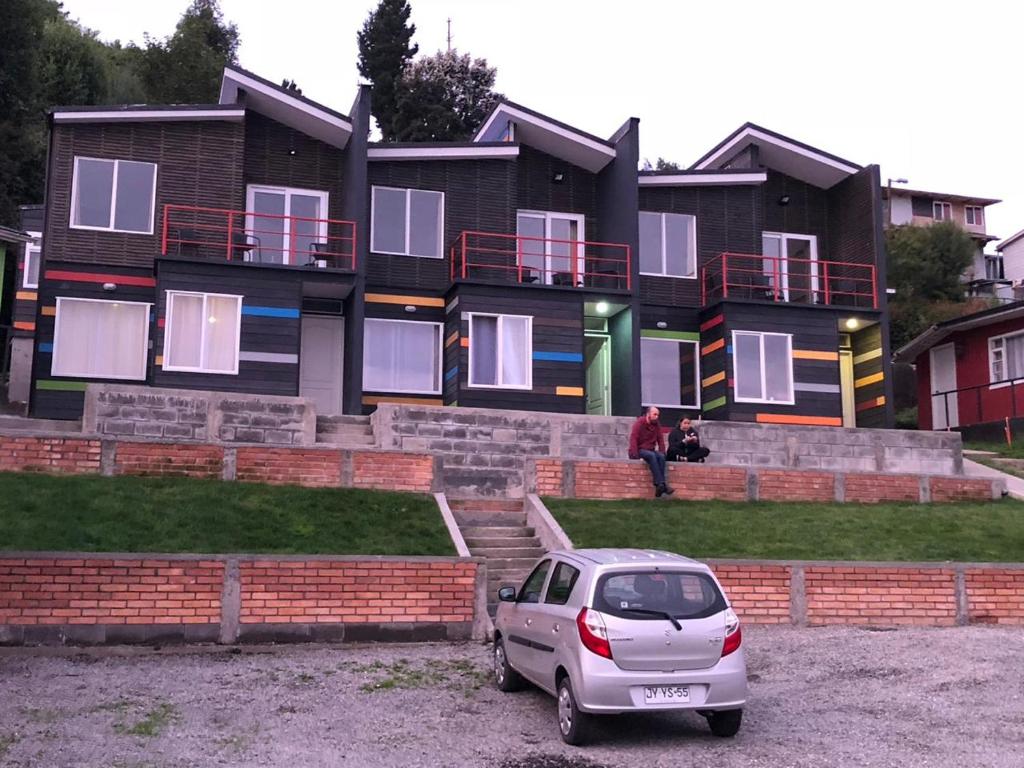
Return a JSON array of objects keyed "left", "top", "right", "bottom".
[
  {"left": 667, "top": 417, "right": 711, "bottom": 463},
  {"left": 628, "top": 406, "right": 674, "bottom": 497},
  {"left": 632, "top": 573, "right": 667, "bottom": 608}
]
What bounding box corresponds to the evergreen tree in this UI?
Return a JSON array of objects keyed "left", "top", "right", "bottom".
[{"left": 357, "top": 0, "right": 418, "bottom": 140}]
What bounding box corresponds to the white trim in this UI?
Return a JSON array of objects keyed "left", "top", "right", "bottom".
[
  {"left": 70, "top": 156, "right": 157, "bottom": 235},
  {"left": 930, "top": 342, "right": 959, "bottom": 429},
  {"left": 731, "top": 330, "right": 795, "bottom": 405},
  {"left": 694, "top": 126, "right": 860, "bottom": 175},
  {"left": 932, "top": 201, "right": 953, "bottom": 221},
  {"left": 640, "top": 336, "right": 701, "bottom": 409},
  {"left": 362, "top": 318, "right": 444, "bottom": 395},
  {"left": 22, "top": 231, "right": 42, "bottom": 289},
  {"left": 638, "top": 211, "right": 698, "bottom": 279},
  {"left": 965, "top": 205, "right": 984, "bottom": 227},
  {"left": 219, "top": 69, "right": 352, "bottom": 133},
  {"left": 51, "top": 297, "right": 151, "bottom": 380},
  {"left": 515, "top": 209, "right": 586, "bottom": 285},
  {"left": 467, "top": 312, "right": 533, "bottom": 390},
  {"left": 370, "top": 186, "right": 445, "bottom": 259},
  {"left": 245, "top": 184, "right": 330, "bottom": 265},
  {"left": 368, "top": 146, "right": 519, "bottom": 161},
  {"left": 987, "top": 329, "right": 1024, "bottom": 386},
  {"left": 475, "top": 104, "right": 615, "bottom": 159},
  {"left": 53, "top": 109, "right": 246, "bottom": 123},
  {"left": 638, "top": 172, "right": 767, "bottom": 186},
  {"left": 162, "top": 291, "right": 243, "bottom": 375},
  {"left": 761, "top": 231, "right": 819, "bottom": 302}
]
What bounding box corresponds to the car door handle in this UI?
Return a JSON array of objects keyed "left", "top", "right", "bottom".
[{"left": 525, "top": 618, "right": 532, "bottom": 626}]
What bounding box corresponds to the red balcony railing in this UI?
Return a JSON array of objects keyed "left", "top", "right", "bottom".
[
  {"left": 450, "top": 231, "right": 631, "bottom": 290},
  {"left": 161, "top": 204, "right": 356, "bottom": 271},
  {"left": 701, "top": 252, "right": 877, "bottom": 309}
]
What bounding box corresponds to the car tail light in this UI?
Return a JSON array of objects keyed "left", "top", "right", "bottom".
[
  {"left": 721, "top": 607, "right": 742, "bottom": 657},
  {"left": 576, "top": 607, "right": 613, "bottom": 659}
]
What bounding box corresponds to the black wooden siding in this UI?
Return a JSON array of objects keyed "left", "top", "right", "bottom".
[
  {"left": 638, "top": 304, "right": 702, "bottom": 426},
  {"left": 12, "top": 206, "right": 45, "bottom": 340},
  {"left": 516, "top": 145, "right": 600, "bottom": 241},
  {"left": 852, "top": 323, "right": 886, "bottom": 428}
]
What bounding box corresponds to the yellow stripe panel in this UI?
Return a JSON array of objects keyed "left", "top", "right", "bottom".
[
  {"left": 793, "top": 349, "right": 839, "bottom": 361},
  {"left": 155, "top": 355, "right": 164, "bottom": 366},
  {"left": 445, "top": 331, "right": 459, "bottom": 348},
  {"left": 41, "top": 305, "right": 56, "bottom": 317},
  {"left": 16, "top": 291, "right": 37, "bottom": 301},
  {"left": 555, "top": 386, "right": 584, "bottom": 397},
  {"left": 362, "top": 395, "right": 444, "bottom": 406},
  {"left": 702, "top": 371, "right": 726, "bottom": 388},
  {"left": 365, "top": 293, "right": 445, "bottom": 308},
  {"left": 854, "top": 371, "right": 884, "bottom": 388},
  {"left": 756, "top": 413, "right": 843, "bottom": 427},
  {"left": 701, "top": 338, "right": 724, "bottom": 356},
  {"left": 460, "top": 337, "right": 470, "bottom": 348}
]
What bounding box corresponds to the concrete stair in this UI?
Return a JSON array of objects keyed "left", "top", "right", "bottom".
[
  {"left": 449, "top": 498, "right": 546, "bottom": 616},
  {"left": 315, "top": 415, "right": 374, "bottom": 447}
]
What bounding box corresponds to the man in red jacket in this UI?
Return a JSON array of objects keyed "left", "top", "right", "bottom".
[{"left": 628, "top": 406, "right": 675, "bottom": 497}]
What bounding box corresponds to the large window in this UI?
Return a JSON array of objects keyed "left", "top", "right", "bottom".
[
  {"left": 71, "top": 157, "right": 157, "bottom": 234},
  {"left": 639, "top": 212, "right": 697, "bottom": 278},
  {"left": 989, "top": 332, "right": 1024, "bottom": 384},
  {"left": 52, "top": 298, "right": 150, "bottom": 380},
  {"left": 363, "top": 319, "right": 443, "bottom": 394},
  {"left": 640, "top": 337, "right": 700, "bottom": 408},
  {"left": 23, "top": 232, "right": 42, "bottom": 289},
  {"left": 932, "top": 201, "right": 952, "bottom": 221},
  {"left": 371, "top": 186, "right": 444, "bottom": 258},
  {"left": 245, "top": 185, "right": 329, "bottom": 265},
  {"left": 468, "top": 313, "right": 532, "bottom": 389},
  {"left": 163, "top": 291, "right": 242, "bottom": 375},
  {"left": 965, "top": 205, "right": 984, "bottom": 226},
  {"left": 732, "top": 330, "right": 794, "bottom": 404}
]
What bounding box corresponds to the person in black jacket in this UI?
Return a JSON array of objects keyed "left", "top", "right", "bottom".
[{"left": 667, "top": 417, "right": 710, "bottom": 463}]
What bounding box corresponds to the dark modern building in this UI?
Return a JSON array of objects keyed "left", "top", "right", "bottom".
[{"left": 12, "top": 66, "right": 894, "bottom": 429}]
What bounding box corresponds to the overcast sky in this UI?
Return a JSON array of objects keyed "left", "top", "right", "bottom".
[{"left": 60, "top": 0, "right": 1023, "bottom": 251}]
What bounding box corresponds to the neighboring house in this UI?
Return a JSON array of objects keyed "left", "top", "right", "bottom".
[
  {"left": 882, "top": 185, "right": 1005, "bottom": 300},
  {"left": 894, "top": 301, "right": 1024, "bottom": 433},
  {"left": 4, "top": 205, "right": 43, "bottom": 407},
  {"left": 997, "top": 228, "right": 1024, "bottom": 288},
  {"left": 0, "top": 219, "right": 36, "bottom": 407},
  {"left": 19, "top": 66, "right": 894, "bottom": 429}
]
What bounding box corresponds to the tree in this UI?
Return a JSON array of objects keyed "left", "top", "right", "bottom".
[
  {"left": 281, "top": 79, "right": 302, "bottom": 95},
  {"left": 886, "top": 221, "right": 978, "bottom": 349},
  {"left": 357, "top": 0, "right": 418, "bottom": 140},
  {"left": 655, "top": 157, "right": 681, "bottom": 171},
  {"left": 38, "top": 17, "right": 110, "bottom": 108},
  {"left": 392, "top": 50, "right": 501, "bottom": 142}
]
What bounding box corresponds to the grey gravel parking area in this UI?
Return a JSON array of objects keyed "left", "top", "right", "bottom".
[{"left": 1, "top": 625, "right": 1023, "bottom": 768}]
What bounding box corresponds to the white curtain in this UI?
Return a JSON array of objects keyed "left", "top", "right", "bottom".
[
  {"left": 641, "top": 338, "right": 681, "bottom": 406},
  {"left": 734, "top": 332, "right": 763, "bottom": 400},
  {"left": 166, "top": 293, "right": 203, "bottom": 369},
  {"left": 500, "top": 316, "right": 530, "bottom": 387},
  {"left": 470, "top": 316, "right": 498, "bottom": 385},
  {"left": 363, "top": 320, "right": 439, "bottom": 392},
  {"left": 763, "top": 334, "right": 793, "bottom": 401},
  {"left": 1006, "top": 336, "right": 1024, "bottom": 380},
  {"left": 166, "top": 293, "right": 239, "bottom": 373},
  {"left": 203, "top": 296, "right": 240, "bottom": 373},
  {"left": 53, "top": 299, "right": 148, "bottom": 379}
]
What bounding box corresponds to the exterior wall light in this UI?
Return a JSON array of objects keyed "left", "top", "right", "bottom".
[
  {"left": 656, "top": 321, "right": 668, "bottom": 329},
  {"left": 404, "top": 305, "right": 417, "bottom": 313},
  {"left": 845, "top": 318, "right": 859, "bottom": 330},
  {"left": 595, "top": 301, "right": 609, "bottom": 314},
  {"left": 102, "top": 282, "right": 117, "bottom": 292}
]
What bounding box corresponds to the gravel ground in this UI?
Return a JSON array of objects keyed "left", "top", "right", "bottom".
[{"left": 1, "top": 625, "right": 1023, "bottom": 768}]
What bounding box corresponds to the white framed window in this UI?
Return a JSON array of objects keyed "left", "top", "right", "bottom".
[
  {"left": 639, "top": 212, "right": 697, "bottom": 278},
  {"left": 989, "top": 331, "right": 1024, "bottom": 385},
  {"left": 932, "top": 201, "right": 952, "bottom": 221},
  {"left": 245, "top": 184, "right": 329, "bottom": 265},
  {"left": 965, "top": 205, "right": 984, "bottom": 226},
  {"left": 363, "top": 318, "right": 443, "bottom": 394},
  {"left": 162, "top": 291, "right": 242, "bottom": 375},
  {"left": 51, "top": 297, "right": 150, "bottom": 380},
  {"left": 468, "top": 313, "right": 532, "bottom": 389},
  {"left": 370, "top": 186, "right": 444, "bottom": 258},
  {"left": 516, "top": 210, "right": 585, "bottom": 285},
  {"left": 23, "top": 231, "right": 42, "bottom": 289},
  {"left": 70, "top": 156, "right": 157, "bottom": 234},
  {"left": 640, "top": 337, "right": 700, "bottom": 408},
  {"left": 732, "top": 330, "right": 794, "bottom": 404}
]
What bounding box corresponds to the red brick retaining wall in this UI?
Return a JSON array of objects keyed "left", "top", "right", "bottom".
[
  {"left": 0, "top": 436, "right": 101, "bottom": 474},
  {"left": 844, "top": 472, "right": 921, "bottom": 503},
  {"left": 759, "top": 470, "right": 835, "bottom": 502},
  {"left": 569, "top": 461, "right": 748, "bottom": 501},
  {"left": 930, "top": 476, "right": 999, "bottom": 502},
  {"left": 535, "top": 459, "right": 563, "bottom": 496},
  {"left": 352, "top": 452, "right": 434, "bottom": 493},
  {"left": 713, "top": 563, "right": 791, "bottom": 624},
  {"left": 114, "top": 442, "right": 224, "bottom": 479},
  {"left": 235, "top": 447, "right": 342, "bottom": 487},
  {"left": 966, "top": 569, "right": 1024, "bottom": 624},
  {"left": 804, "top": 566, "right": 958, "bottom": 626}
]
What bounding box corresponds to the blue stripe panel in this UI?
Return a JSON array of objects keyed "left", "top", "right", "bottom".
[
  {"left": 241, "top": 305, "right": 300, "bottom": 319},
  {"left": 444, "top": 367, "right": 458, "bottom": 382},
  {"left": 532, "top": 351, "right": 583, "bottom": 363},
  {"left": 38, "top": 343, "right": 53, "bottom": 353},
  {"left": 726, "top": 345, "right": 733, "bottom": 355}
]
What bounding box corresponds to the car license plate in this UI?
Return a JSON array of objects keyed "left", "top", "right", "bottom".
[{"left": 644, "top": 685, "right": 690, "bottom": 704}]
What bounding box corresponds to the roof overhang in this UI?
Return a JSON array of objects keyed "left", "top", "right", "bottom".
[
  {"left": 219, "top": 67, "right": 352, "bottom": 149},
  {"left": 52, "top": 106, "right": 245, "bottom": 123},
  {"left": 884, "top": 186, "right": 1001, "bottom": 206},
  {"left": 894, "top": 302, "right": 1024, "bottom": 362},
  {"left": 0, "top": 225, "right": 31, "bottom": 244},
  {"left": 474, "top": 102, "right": 615, "bottom": 173},
  {"left": 368, "top": 145, "right": 519, "bottom": 162},
  {"left": 638, "top": 171, "right": 767, "bottom": 187},
  {"left": 998, "top": 228, "right": 1024, "bottom": 252},
  {"left": 692, "top": 124, "right": 861, "bottom": 189}
]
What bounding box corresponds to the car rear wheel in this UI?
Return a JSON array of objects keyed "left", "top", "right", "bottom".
[
  {"left": 493, "top": 637, "right": 522, "bottom": 692},
  {"left": 557, "top": 677, "right": 592, "bottom": 745},
  {"left": 706, "top": 708, "right": 742, "bottom": 737}
]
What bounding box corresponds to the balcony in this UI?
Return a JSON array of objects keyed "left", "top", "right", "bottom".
[
  {"left": 161, "top": 204, "right": 356, "bottom": 271},
  {"left": 450, "top": 231, "right": 631, "bottom": 291},
  {"left": 702, "top": 252, "right": 877, "bottom": 309}
]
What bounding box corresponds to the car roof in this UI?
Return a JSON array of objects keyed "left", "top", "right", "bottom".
[{"left": 551, "top": 548, "right": 709, "bottom": 569}]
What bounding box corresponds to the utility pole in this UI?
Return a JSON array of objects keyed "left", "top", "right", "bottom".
[{"left": 446, "top": 17, "right": 452, "bottom": 51}]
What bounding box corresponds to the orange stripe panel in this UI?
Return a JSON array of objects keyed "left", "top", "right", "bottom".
[
  {"left": 460, "top": 337, "right": 470, "bottom": 348},
  {"left": 755, "top": 413, "right": 843, "bottom": 427},
  {"left": 41, "top": 306, "right": 56, "bottom": 317},
  {"left": 701, "top": 338, "right": 724, "bottom": 356},
  {"left": 14, "top": 321, "right": 35, "bottom": 331},
  {"left": 856, "top": 395, "right": 886, "bottom": 412},
  {"left": 362, "top": 395, "right": 444, "bottom": 406},
  {"left": 16, "top": 291, "right": 37, "bottom": 301},
  {"left": 793, "top": 349, "right": 839, "bottom": 361},
  {"left": 699, "top": 314, "right": 723, "bottom": 332}
]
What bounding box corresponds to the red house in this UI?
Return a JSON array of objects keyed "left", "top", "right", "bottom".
[{"left": 896, "top": 302, "right": 1024, "bottom": 435}]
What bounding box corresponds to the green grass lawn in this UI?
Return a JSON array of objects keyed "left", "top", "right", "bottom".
[
  {"left": 0, "top": 472, "right": 453, "bottom": 555},
  {"left": 964, "top": 440, "right": 1024, "bottom": 459},
  {"left": 546, "top": 497, "right": 1024, "bottom": 562}
]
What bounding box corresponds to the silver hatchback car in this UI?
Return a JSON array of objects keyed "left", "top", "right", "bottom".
[{"left": 493, "top": 548, "right": 747, "bottom": 745}]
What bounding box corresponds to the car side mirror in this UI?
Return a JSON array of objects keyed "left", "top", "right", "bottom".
[{"left": 497, "top": 586, "right": 517, "bottom": 602}]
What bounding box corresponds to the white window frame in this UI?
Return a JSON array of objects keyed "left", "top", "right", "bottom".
[
  {"left": 467, "top": 312, "right": 533, "bottom": 390},
  {"left": 762, "top": 231, "right": 820, "bottom": 302},
  {"left": 362, "top": 318, "right": 444, "bottom": 395},
  {"left": 731, "top": 330, "right": 795, "bottom": 405},
  {"left": 51, "top": 297, "right": 151, "bottom": 380},
  {"left": 640, "top": 337, "right": 701, "bottom": 409},
  {"left": 370, "top": 185, "right": 445, "bottom": 259},
  {"left": 244, "top": 184, "right": 329, "bottom": 265},
  {"left": 987, "top": 330, "right": 1024, "bottom": 388},
  {"left": 638, "top": 211, "right": 698, "bottom": 279},
  {"left": 22, "top": 231, "right": 42, "bottom": 289},
  {"left": 932, "top": 201, "right": 952, "bottom": 221},
  {"left": 70, "top": 156, "right": 158, "bottom": 235},
  {"left": 162, "top": 290, "right": 243, "bottom": 375},
  {"left": 515, "top": 209, "right": 586, "bottom": 285},
  {"left": 965, "top": 205, "right": 984, "bottom": 226}
]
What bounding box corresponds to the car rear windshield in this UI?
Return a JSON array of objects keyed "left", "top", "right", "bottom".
[{"left": 592, "top": 570, "right": 726, "bottom": 621}]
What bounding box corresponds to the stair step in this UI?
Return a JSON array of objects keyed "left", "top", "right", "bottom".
[
  {"left": 315, "top": 434, "right": 375, "bottom": 445},
  {"left": 481, "top": 557, "right": 541, "bottom": 570},
  {"left": 448, "top": 498, "right": 524, "bottom": 513},
  {"left": 469, "top": 546, "right": 545, "bottom": 559},
  {"left": 460, "top": 525, "right": 535, "bottom": 538},
  {"left": 453, "top": 510, "right": 527, "bottom": 527},
  {"left": 464, "top": 536, "right": 541, "bottom": 549}
]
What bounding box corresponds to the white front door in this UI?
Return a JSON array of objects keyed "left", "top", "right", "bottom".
[
  {"left": 585, "top": 334, "right": 611, "bottom": 416},
  {"left": 930, "top": 343, "right": 959, "bottom": 429},
  {"left": 300, "top": 315, "right": 344, "bottom": 415},
  {"left": 516, "top": 211, "right": 585, "bottom": 285}
]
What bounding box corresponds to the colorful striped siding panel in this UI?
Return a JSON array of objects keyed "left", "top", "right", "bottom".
[
  {"left": 44, "top": 270, "right": 156, "bottom": 288},
  {"left": 856, "top": 396, "right": 886, "bottom": 412},
  {"left": 792, "top": 349, "right": 839, "bottom": 361},
  {"left": 641, "top": 329, "right": 700, "bottom": 341},
  {"left": 701, "top": 338, "right": 724, "bottom": 356},
  {"left": 365, "top": 293, "right": 445, "bottom": 308},
  {"left": 755, "top": 413, "right": 843, "bottom": 427},
  {"left": 362, "top": 395, "right": 443, "bottom": 406}
]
